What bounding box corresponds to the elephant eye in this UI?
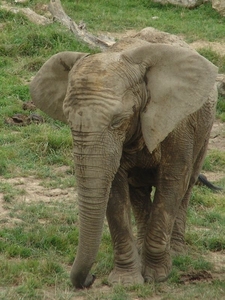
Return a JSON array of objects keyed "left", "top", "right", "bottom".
[{"left": 110, "top": 115, "right": 130, "bottom": 130}]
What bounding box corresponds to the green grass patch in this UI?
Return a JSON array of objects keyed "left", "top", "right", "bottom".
[
  {"left": 173, "top": 255, "right": 212, "bottom": 272},
  {"left": 0, "top": 182, "right": 26, "bottom": 202},
  {"left": 61, "top": 1, "right": 225, "bottom": 42},
  {"left": 198, "top": 48, "right": 225, "bottom": 73},
  {"left": 203, "top": 150, "right": 225, "bottom": 172}
]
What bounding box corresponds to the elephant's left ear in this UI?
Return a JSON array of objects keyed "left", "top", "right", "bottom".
[
  {"left": 30, "top": 51, "right": 89, "bottom": 123},
  {"left": 122, "top": 44, "right": 218, "bottom": 153}
]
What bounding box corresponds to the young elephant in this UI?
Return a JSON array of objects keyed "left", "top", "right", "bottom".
[{"left": 30, "top": 33, "right": 218, "bottom": 288}]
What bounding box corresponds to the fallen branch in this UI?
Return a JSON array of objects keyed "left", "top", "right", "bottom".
[
  {"left": 1, "top": 0, "right": 115, "bottom": 50},
  {"left": 48, "top": 0, "right": 115, "bottom": 51}
]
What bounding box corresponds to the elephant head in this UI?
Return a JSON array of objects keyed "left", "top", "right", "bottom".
[{"left": 30, "top": 38, "right": 218, "bottom": 288}]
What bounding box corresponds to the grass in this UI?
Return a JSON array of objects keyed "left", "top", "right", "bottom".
[{"left": 1, "top": 0, "right": 225, "bottom": 299}]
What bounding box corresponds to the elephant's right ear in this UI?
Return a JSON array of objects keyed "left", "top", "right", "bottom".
[
  {"left": 122, "top": 44, "right": 218, "bottom": 153},
  {"left": 30, "top": 51, "right": 89, "bottom": 123}
]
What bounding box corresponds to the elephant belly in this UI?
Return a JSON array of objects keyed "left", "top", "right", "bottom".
[
  {"left": 123, "top": 146, "right": 161, "bottom": 188},
  {"left": 128, "top": 167, "right": 157, "bottom": 188}
]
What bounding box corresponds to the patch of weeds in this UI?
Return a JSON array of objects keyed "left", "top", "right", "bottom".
[
  {"left": 168, "top": 267, "right": 181, "bottom": 284},
  {"left": 21, "top": 124, "right": 73, "bottom": 168},
  {"left": 171, "top": 279, "right": 225, "bottom": 299},
  {"left": 203, "top": 236, "right": 225, "bottom": 252},
  {"left": 0, "top": 9, "right": 18, "bottom": 22},
  {"left": 21, "top": 123, "right": 72, "bottom": 152},
  {"left": 216, "top": 95, "right": 225, "bottom": 118},
  {"left": 16, "top": 201, "right": 79, "bottom": 227},
  {"left": 128, "top": 283, "right": 155, "bottom": 298},
  {"left": 188, "top": 205, "right": 225, "bottom": 228},
  {"left": 0, "top": 158, "right": 7, "bottom": 175},
  {"left": 0, "top": 223, "right": 78, "bottom": 260},
  {"left": 23, "top": 57, "right": 46, "bottom": 72},
  {"left": 203, "top": 211, "right": 224, "bottom": 224},
  {"left": 173, "top": 255, "right": 212, "bottom": 272},
  {"left": 0, "top": 182, "right": 26, "bottom": 202},
  {"left": 111, "top": 285, "right": 129, "bottom": 300},
  {"left": 198, "top": 48, "right": 225, "bottom": 73},
  {"left": 95, "top": 231, "right": 113, "bottom": 276},
  {"left": 0, "top": 257, "right": 66, "bottom": 288},
  {"left": 203, "top": 150, "right": 225, "bottom": 172},
  {"left": 6, "top": 245, "right": 33, "bottom": 259},
  {"left": 41, "top": 175, "right": 76, "bottom": 189},
  {"left": 218, "top": 112, "right": 225, "bottom": 123},
  {"left": 186, "top": 228, "right": 225, "bottom": 252},
  {"left": 190, "top": 186, "right": 216, "bottom": 208},
  {"left": 10, "top": 85, "right": 30, "bottom": 102},
  {"left": 173, "top": 255, "right": 193, "bottom": 272},
  {"left": 0, "top": 123, "right": 73, "bottom": 177},
  {"left": 193, "top": 258, "right": 212, "bottom": 271}
]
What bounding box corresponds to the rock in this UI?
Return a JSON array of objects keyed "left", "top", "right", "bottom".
[
  {"left": 22, "top": 101, "right": 37, "bottom": 111},
  {"left": 15, "top": 0, "right": 28, "bottom": 3},
  {"left": 151, "top": 0, "right": 207, "bottom": 8},
  {"left": 5, "top": 113, "right": 44, "bottom": 126},
  {"left": 212, "top": 0, "right": 225, "bottom": 16}
]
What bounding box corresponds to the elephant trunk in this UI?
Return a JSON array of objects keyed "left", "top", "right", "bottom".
[{"left": 70, "top": 143, "right": 119, "bottom": 288}]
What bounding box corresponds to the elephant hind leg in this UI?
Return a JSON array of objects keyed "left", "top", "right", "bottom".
[
  {"left": 170, "top": 187, "right": 192, "bottom": 255},
  {"left": 129, "top": 184, "right": 152, "bottom": 253},
  {"left": 171, "top": 139, "right": 210, "bottom": 255}
]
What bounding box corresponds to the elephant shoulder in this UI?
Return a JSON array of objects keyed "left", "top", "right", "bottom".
[
  {"left": 107, "top": 38, "right": 150, "bottom": 53},
  {"left": 108, "top": 27, "right": 191, "bottom": 54}
]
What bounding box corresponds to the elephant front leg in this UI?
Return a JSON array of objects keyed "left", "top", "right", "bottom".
[
  {"left": 142, "top": 202, "right": 173, "bottom": 283},
  {"left": 142, "top": 168, "right": 191, "bottom": 283},
  {"left": 106, "top": 169, "right": 144, "bottom": 286}
]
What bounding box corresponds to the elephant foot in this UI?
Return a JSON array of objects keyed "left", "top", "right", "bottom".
[
  {"left": 70, "top": 272, "right": 95, "bottom": 289},
  {"left": 142, "top": 252, "right": 172, "bottom": 283},
  {"left": 108, "top": 268, "right": 144, "bottom": 286}
]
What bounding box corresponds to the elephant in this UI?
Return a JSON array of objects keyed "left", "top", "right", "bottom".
[{"left": 30, "top": 29, "right": 218, "bottom": 289}]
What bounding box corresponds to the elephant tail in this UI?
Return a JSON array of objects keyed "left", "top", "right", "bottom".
[{"left": 197, "top": 174, "right": 223, "bottom": 192}]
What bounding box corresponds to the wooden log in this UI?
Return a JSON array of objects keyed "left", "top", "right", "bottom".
[
  {"left": 48, "top": 0, "right": 114, "bottom": 51},
  {"left": 0, "top": 4, "right": 52, "bottom": 25}
]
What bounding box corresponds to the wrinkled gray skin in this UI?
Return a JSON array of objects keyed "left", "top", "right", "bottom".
[{"left": 30, "top": 28, "right": 218, "bottom": 289}]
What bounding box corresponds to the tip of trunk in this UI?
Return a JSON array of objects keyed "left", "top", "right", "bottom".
[{"left": 70, "top": 270, "right": 96, "bottom": 289}]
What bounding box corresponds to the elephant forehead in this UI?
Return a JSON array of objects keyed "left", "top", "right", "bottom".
[{"left": 70, "top": 52, "right": 140, "bottom": 91}]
